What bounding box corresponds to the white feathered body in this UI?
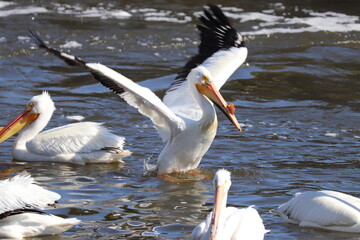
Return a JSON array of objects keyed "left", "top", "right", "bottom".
[
  {"left": 0, "top": 212, "right": 80, "bottom": 239},
  {"left": 0, "top": 173, "right": 60, "bottom": 213},
  {"left": 156, "top": 114, "right": 218, "bottom": 173},
  {"left": 192, "top": 206, "right": 268, "bottom": 240},
  {"left": 87, "top": 63, "right": 221, "bottom": 173},
  {"left": 275, "top": 190, "right": 360, "bottom": 232},
  {"left": 192, "top": 170, "right": 268, "bottom": 240},
  {"left": 14, "top": 121, "right": 130, "bottom": 164}
]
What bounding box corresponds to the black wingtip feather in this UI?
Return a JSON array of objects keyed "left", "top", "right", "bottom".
[
  {"left": 90, "top": 70, "right": 125, "bottom": 95},
  {"left": 168, "top": 4, "right": 244, "bottom": 92},
  {"left": 207, "top": 4, "right": 231, "bottom": 26},
  {"left": 28, "top": 29, "right": 125, "bottom": 95},
  {"left": 28, "top": 29, "right": 86, "bottom": 67},
  {"left": 28, "top": 28, "right": 48, "bottom": 49}
]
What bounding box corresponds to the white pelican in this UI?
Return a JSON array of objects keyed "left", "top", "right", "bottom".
[
  {"left": 0, "top": 91, "right": 131, "bottom": 164},
  {"left": 191, "top": 169, "right": 269, "bottom": 240},
  {"left": 0, "top": 172, "right": 80, "bottom": 239},
  {"left": 29, "top": 4, "right": 247, "bottom": 174},
  {"left": 272, "top": 190, "right": 360, "bottom": 233}
]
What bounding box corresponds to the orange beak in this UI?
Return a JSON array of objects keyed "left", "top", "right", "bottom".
[
  {"left": 0, "top": 105, "right": 39, "bottom": 143},
  {"left": 210, "top": 183, "right": 227, "bottom": 239},
  {"left": 196, "top": 83, "right": 242, "bottom": 131}
]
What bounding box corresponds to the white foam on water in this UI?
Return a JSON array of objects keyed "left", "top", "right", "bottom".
[
  {"left": 240, "top": 122, "right": 251, "bottom": 129},
  {"left": 1, "top": 3, "right": 358, "bottom": 34},
  {"left": 232, "top": 12, "right": 284, "bottom": 22},
  {"left": 53, "top": 3, "right": 131, "bottom": 19},
  {"left": 144, "top": 16, "right": 191, "bottom": 23},
  {"left": 221, "top": 6, "right": 244, "bottom": 12},
  {"left": 17, "top": 36, "right": 31, "bottom": 43},
  {"left": 65, "top": 115, "right": 85, "bottom": 121},
  {"left": 272, "top": 2, "right": 286, "bottom": 11},
  {"left": 130, "top": 8, "right": 157, "bottom": 14},
  {"left": 0, "top": 37, "right": 5, "bottom": 42},
  {"left": 60, "top": 40, "right": 82, "bottom": 49},
  {"left": 0, "top": 1, "right": 14, "bottom": 9},
  {"left": 141, "top": 9, "right": 192, "bottom": 23},
  {"left": 79, "top": 8, "right": 131, "bottom": 19},
  {"left": 0, "top": 6, "right": 48, "bottom": 17},
  {"left": 324, "top": 132, "right": 338, "bottom": 137},
  {"left": 194, "top": 6, "right": 244, "bottom": 18},
  {"left": 172, "top": 37, "right": 183, "bottom": 42},
  {"left": 145, "top": 11, "right": 170, "bottom": 17},
  {"left": 222, "top": 8, "right": 360, "bottom": 35}
]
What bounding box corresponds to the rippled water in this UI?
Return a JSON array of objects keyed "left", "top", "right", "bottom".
[{"left": 0, "top": 0, "right": 359, "bottom": 239}]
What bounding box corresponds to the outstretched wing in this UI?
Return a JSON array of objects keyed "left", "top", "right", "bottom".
[
  {"left": 163, "top": 4, "right": 248, "bottom": 118},
  {"left": 0, "top": 172, "right": 60, "bottom": 214},
  {"left": 29, "top": 30, "right": 184, "bottom": 142},
  {"left": 172, "top": 4, "right": 245, "bottom": 88},
  {"left": 27, "top": 122, "right": 125, "bottom": 155}
]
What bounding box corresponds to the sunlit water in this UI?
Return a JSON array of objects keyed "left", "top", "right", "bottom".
[{"left": 0, "top": 0, "right": 359, "bottom": 239}]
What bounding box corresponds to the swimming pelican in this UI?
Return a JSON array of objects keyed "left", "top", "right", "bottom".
[
  {"left": 29, "top": 4, "right": 247, "bottom": 174},
  {"left": 0, "top": 91, "right": 131, "bottom": 164},
  {"left": 0, "top": 172, "right": 80, "bottom": 239},
  {"left": 272, "top": 190, "right": 360, "bottom": 232},
  {"left": 191, "top": 169, "right": 268, "bottom": 240}
]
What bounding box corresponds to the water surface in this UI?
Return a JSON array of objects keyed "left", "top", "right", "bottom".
[{"left": 0, "top": 0, "right": 359, "bottom": 239}]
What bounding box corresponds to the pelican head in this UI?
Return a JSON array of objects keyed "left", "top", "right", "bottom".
[
  {"left": 211, "top": 169, "right": 232, "bottom": 240},
  {"left": 214, "top": 169, "right": 232, "bottom": 190},
  {"left": 0, "top": 91, "right": 55, "bottom": 143},
  {"left": 188, "top": 66, "right": 242, "bottom": 131}
]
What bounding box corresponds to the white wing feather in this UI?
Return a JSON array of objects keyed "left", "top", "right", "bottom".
[
  {"left": 86, "top": 63, "right": 185, "bottom": 142},
  {"left": 27, "top": 122, "right": 125, "bottom": 155},
  {"left": 164, "top": 81, "right": 202, "bottom": 121},
  {"left": 225, "top": 206, "right": 268, "bottom": 239},
  {"left": 201, "top": 48, "right": 248, "bottom": 90},
  {"left": 191, "top": 220, "right": 208, "bottom": 240},
  {"left": 0, "top": 213, "right": 80, "bottom": 239},
  {"left": 191, "top": 207, "right": 268, "bottom": 240},
  {"left": 0, "top": 172, "right": 60, "bottom": 214},
  {"left": 163, "top": 48, "right": 247, "bottom": 120}
]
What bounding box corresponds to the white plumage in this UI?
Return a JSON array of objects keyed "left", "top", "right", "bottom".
[
  {"left": 273, "top": 190, "right": 360, "bottom": 232},
  {"left": 192, "top": 169, "right": 269, "bottom": 240},
  {"left": 0, "top": 212, "right": 80, "bottom": 239},
  {"left": 0, "top": 91, "right": 131, "bottom": 164},
  {"left": 88, "top": 63, "right": 184, "bottom": 142},
  {"left": 0, "top": 172, "right": 80, "bottom": 239},
  {"left": 163, "top": 48, "right": 248, "bottom": 121},
  {"left": 29, "top": 4, "right": 247, "bottom": 174},
  {"left": 0, "top": 173, "right": 59, "bottom": 214},
  {"left": 82, "top": 65, "right": 240, "bottom": 173}
]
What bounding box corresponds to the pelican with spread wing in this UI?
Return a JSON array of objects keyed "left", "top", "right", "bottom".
[{"left": 29, "top": 5, "right": 247, "bottom": 173}]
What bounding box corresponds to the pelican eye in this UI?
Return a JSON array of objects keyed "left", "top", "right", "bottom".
[
  {"left": 26, "top": 102, "right": 35, "bottom": 111},
  {"left": 202, "top": 75, "right": 211, "bottom": 84}
]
